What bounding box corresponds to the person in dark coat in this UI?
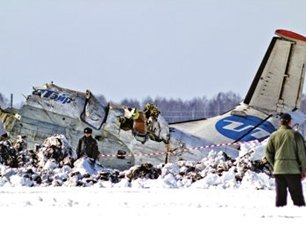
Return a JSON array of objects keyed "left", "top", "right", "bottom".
[
  {"left": 76, "top": 127, "right": 100, "bottom": 162},
  {"left": 265, "top": 113, "right": 306, "bottom": 207}
]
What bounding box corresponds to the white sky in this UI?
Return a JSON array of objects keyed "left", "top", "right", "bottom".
[{"left": 1, "top": 0, "right": 306, "bottom": 105}]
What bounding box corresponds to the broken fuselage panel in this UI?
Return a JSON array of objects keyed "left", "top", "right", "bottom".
[{"left": 0, "top": 83, "right": 173, "bottom": 170}]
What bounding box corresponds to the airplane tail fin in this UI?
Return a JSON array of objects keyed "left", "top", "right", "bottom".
[{"left": 244, "top": 29, "right": 306, "bottom": 113}]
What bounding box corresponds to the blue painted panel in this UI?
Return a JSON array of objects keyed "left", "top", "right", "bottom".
[{"left": 215, "top": 115, "right": 276, "bottom": 141}]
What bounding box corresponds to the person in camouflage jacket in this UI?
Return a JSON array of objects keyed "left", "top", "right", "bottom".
[{"left": 265, "top": 113, "right": 306, "bottom": 207}]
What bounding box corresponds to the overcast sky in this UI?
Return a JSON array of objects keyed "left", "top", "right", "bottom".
[{"left": 1, "top": 0, "right": 306, "bottom": 105}]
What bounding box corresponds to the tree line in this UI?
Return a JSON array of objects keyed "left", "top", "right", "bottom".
[
  {"left": 115, "top": 91, "right": 242, "bottom": 123},
  {"left": 2, "top": 92, "right": 306, "bottom": 123},
  {"left": 92, "top": 93, "right": 306, "bottom": 123}
]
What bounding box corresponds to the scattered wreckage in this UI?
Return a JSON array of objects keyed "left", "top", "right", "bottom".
[
  {"left": 0, "top": 134, "right": 272, "bottom": 188},
  {"left": 0, "top": 82, "right": 242, "bottom": 171}
]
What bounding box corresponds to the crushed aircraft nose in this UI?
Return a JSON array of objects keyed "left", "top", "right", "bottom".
[{"left": 0, "top": 83, "right": 174, "bottom": 170}]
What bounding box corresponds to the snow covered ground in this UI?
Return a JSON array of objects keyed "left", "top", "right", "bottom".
[
  {"left": 1, "top": 136, "right": 306, "bottom": 229},
  {"left": 1, "top": 186, "right": 306, "bottom": 229}
]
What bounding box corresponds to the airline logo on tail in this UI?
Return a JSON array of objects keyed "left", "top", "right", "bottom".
[{"left": 215, "top": 115, "right": 276, "bottom": 141}]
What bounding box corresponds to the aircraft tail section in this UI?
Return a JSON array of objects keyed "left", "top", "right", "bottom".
[{"left": 244, "top": 29, "right": 306, "bottom": 113}]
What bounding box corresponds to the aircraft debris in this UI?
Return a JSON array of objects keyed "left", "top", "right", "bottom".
[{"left": 1, "top": 29, "right": 306, "bottom": 170}]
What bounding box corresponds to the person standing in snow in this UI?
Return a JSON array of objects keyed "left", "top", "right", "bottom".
[
  {"left": 76, "top": 127, "right": 100, "bottom": 162},
  {"left": 265, "top": 113, "right": 306, "bottom": 207}
]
